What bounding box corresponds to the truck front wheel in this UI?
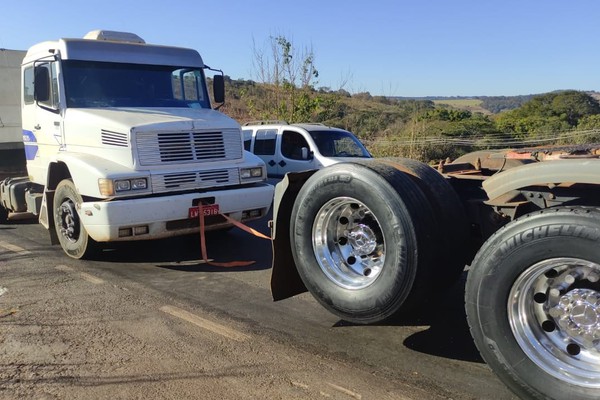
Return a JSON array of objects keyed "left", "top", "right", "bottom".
[
  {"left": 466, "top": 207, "right": 600, "bottom": 400},
  {"left": 53, "top": 179, "right": 98, "bottom": 259}
]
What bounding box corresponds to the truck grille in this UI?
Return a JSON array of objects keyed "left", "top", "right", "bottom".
[
  {"left": 151, "top": 168, "right": 240, "bottom": 192},
  {"left": 136, "top": 129, "right": 243, "bottom": 166}
]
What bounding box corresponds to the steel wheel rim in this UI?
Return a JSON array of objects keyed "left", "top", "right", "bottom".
[
  {"left": 509, "top": 257, "right": 600, "bottom": 387},
  {"left": 57, "top": 199, "right": 81, "bottom": 243},
  {"left": 312, "top": 197, "right": 385, "bottom": 289}
]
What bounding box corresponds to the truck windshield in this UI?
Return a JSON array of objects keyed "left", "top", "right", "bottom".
[
  {"left": 309, "top": 130, "right": 371, "bottom": 158},
  {"left": 62, "top": 60, "right": 211, "bottom": 109}
]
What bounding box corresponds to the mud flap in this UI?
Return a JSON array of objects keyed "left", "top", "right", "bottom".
[
  {"left": 39, "top": 190, "right": 59, "bottom": 245},
  {"left": 270, "top": 171, "right": 316, "bottom": 301}
]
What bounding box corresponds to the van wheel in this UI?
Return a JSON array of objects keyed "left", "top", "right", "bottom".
[
  {"left": 53, "top": 179, "right": 98, "bottom": 259},
  {"left": 466, "top": 207, "right": 600, "bottom": 400},
  {"left": 290, "top": 161, "right": 437, "bottom": 324}
]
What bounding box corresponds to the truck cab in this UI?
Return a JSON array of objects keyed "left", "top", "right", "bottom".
[
  {"left": 242, "top": 122, "right": 371, "bottom": 178},
  {"left": 0, "top": 30, "right": 273, "bottom": 258}
]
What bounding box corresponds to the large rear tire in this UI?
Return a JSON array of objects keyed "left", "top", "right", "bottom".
[
  {"left": 381, "top": 157, "right": 470, "bottom": 286},
  {"left": 290, "top": 161, "right": 437, "bottom": 324},
  {"left": 53, "top": 179, "right": 99, "bottom": 259},
  {"left": 466, "top": 207, "right": 600, "bottom": 400}
]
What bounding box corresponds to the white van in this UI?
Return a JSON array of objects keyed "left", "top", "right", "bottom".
[{"left": 242, "top": 122, "right": 371, "bottom": 178}]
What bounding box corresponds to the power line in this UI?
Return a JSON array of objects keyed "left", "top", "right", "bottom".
[{"left": 364, "top": 129, "right": 600, "bottom": 149}]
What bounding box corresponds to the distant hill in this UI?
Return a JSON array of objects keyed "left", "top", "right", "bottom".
[
  {"left": 390, "top": 95, "right": 534, "bottom": 114},
  {"left": 390, "top": 91, "right": 600, "bottom": 115}
]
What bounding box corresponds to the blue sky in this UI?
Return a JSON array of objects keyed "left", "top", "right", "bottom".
[{"left": 1, "top": 1, "right": 598, "bottom": 97}]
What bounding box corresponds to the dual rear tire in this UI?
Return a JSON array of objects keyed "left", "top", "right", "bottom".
[{"left": 289, "top": 160, "right": 467, "bottom": 324}]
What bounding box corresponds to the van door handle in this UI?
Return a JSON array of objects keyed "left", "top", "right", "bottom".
[{"left": 34, "top": 124, "right": 41, "bottom": 130}]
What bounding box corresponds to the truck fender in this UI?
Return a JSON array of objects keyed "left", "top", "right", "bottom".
[
  {"left": 270, "top": 170, "right": 317, "bottom": 301},
  {"left": 483, "top": 159, "right": 600, "bottom": 203},
  {"left": 52, "top": 153, "right": 144, "bottom": 198}
]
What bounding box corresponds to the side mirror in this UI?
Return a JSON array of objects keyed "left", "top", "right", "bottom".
[
  {"left": 34, "top": 67, "right": 50, "bottom": 103},
  {"left": 213, "top": 74, "right": 225, "bottom": 104}
]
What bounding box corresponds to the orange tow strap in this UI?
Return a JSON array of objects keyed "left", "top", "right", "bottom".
[{"left": 198, "top": 204, "right": 270, "bottom": 267}]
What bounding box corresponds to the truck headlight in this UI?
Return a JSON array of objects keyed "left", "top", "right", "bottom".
[
  {"left": 98, "top": 177, "right": 148, "bottom": 196},
  {"left": 130, "top": 178, "right": 148, "bottom": 190},
  {"left": 240, "top": 167, "right": 264, "bottom": 180},
  {"left": 115, "top": 180, "right": 131, "bottom": 191}
]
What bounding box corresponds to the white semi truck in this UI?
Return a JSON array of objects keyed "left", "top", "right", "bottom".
[{"left": 0, "top": 30, "right": 273, "bottom": 259}]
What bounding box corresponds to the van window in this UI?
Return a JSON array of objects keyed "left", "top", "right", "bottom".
[
  {"left": 309, "top": 130, "right": 370, "bottom": 158},
  {"left": 253, "top": 129, "right": 276, "bottom": 155},
  {"left": 281, "top": 131, "right": 309, "bottom": 160}
]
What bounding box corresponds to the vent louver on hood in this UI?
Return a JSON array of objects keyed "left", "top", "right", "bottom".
[{"left": 101, "top": 129, "right": 129, "bottom": 147}]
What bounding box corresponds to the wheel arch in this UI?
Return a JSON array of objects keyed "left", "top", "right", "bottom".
[{"left": 46, "top": 161, "right": 72, "bottom": 190}]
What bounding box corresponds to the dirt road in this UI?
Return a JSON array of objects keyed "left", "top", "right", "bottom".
[{"left": 0, "top": 217, "right": 517, "bottom": 400}]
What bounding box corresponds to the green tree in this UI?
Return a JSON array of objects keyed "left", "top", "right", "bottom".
[
  {"left": 250, "top": 35, "right": 332, "bottom": 123},
  {"left": 495, "top": 91, "right": 600, "bottom": 136},
  {"left": 551, "top": 90, "right": 600, "bottom": 125}
]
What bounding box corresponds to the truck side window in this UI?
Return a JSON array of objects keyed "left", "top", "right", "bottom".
[
  {"left": 281, "top": 131, "right": 309, "bottom": 160},
  {"left": 253, "top": 129, "right": 276, "bottom": 155},
  {"left": 171, "top": 69, "right": 208, "bottom": 107},
  {"left": 23, "top": 67, "right": 35, "bottom": 104}
]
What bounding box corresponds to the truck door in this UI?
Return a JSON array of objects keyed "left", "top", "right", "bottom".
[
  {"left": 279, "top": 130, "right": 316, "bottom": 174},
  {"left": 252, "top": 128, "right": 279, "bottom": 177},
  {"left": 21, "top": 61, "right": 63, "bottom": 184}
]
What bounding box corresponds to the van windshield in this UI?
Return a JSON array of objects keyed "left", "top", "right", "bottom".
[
  {"left": 62, "top": 60, "right": 210, "bottom": 109},
  {"left": 309, "top": 130, "right": 371, "bottom": 158}
]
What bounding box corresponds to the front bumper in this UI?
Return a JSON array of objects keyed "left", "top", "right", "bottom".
[{"left": 78, "top": 183, "right": 274, "bottom": 242}]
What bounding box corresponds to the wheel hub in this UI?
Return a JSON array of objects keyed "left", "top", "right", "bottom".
[
  {"left": 509, "top": 258, "right": 600, "bottom": 388},
  {"left": 550, "top": 288, "right": 600, "bottom": 346},
  {"left": 59, "top": 201, "right": 79, "bottom": 242},
  {"left": 312, "top": 197, "right": 385, "bottom": 290},
  {"left": 346, "top": 224, "right": 377, "bottom": 256}
]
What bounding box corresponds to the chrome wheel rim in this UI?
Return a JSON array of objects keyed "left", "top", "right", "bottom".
[
  {"left": 57, "top": 199, "right": 80, "bottom": 243},
  {"left": 312, "top": 197, "right": 385, "bottom": 289},
  {"left": 509, "top": 257, "right": 600, "bottom": 387}
]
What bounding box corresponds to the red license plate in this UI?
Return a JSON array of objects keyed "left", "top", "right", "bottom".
[{"left": 189, "top": 204, "right": 220, "bottom": 219}]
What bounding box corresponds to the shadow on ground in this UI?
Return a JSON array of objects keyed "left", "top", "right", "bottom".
[
  {"left": 333, "top": 272, "right": 483, "bottom": 363},
  {"left": 91, "top": 217, "right": 273, "bottom": 273}
]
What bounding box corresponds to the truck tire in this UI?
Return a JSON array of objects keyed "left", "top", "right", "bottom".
[
  {"left": 290, "top": 161, "right": 437, "bottom": 324},
  {"left": 53, "top": 179, "right": 99, "bottom": 259},
  {"left": 381, "top": 157, "right": 470, "bottom": 286},
  {"left": 465, "top": 207, "right": 600, "bottom": 400}
]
